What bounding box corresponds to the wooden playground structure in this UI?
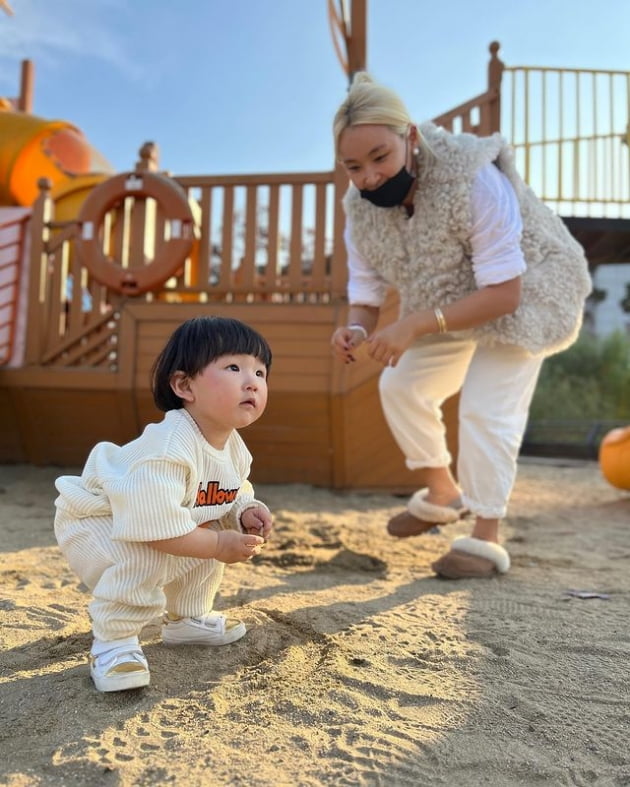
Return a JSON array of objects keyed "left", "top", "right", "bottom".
[{"left": 1, "top": 1, "right": 629, "bottom": 488}]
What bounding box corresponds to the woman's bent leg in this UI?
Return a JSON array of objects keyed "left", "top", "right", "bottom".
[
  {"left": 379, "top": 336, "right": 476, "bottom": 474},
  {"left": 379, "top": 337, "right": 476, "bottom": 536}
]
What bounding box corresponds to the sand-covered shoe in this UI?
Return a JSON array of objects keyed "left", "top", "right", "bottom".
[
  {"left": 387, "top": 489, "right": 466, "bottom": 538},
  {"left": 162, "top": 613, "right": 246, "bottom": 646},
  {"left": 89, "top": 645, "right": 150, "bottom": 692},
  {"left": 432, "top": 536, "right": 511, "bottom": 579}
]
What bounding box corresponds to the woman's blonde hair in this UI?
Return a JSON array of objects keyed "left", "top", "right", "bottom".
[{"left": 333, "top": 72, "right": 434, "bottom": 166}]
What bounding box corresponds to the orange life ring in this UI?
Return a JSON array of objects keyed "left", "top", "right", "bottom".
[{"left": 74, "top": 171, "right": 195, "bottom": 295}]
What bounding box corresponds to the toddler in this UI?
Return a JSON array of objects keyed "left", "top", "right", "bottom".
[{"left": 54, "top": 316, "right": 273, "bottom": 692}]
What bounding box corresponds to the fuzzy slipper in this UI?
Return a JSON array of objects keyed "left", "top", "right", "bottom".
[
  {"left": 387, "top": 490, "right": 466, "bottom": 538},
  {"left": 431, "top": 536, "right": 511, "bottom": 579}
]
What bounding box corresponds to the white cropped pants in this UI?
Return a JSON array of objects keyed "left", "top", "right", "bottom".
[
  {"left": 55, "top": 514, "right": 224, "bottom": 642},
  {"left": 379, "top": 335, "right": 544, "bottom": 519}
]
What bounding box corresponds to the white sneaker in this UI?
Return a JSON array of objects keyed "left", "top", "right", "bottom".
[
  {"left": 162, "top": 613, "right": 246, "bottom": 646},
  {"left": 89, "top": 645, "right": 150, "bottom": 692}
]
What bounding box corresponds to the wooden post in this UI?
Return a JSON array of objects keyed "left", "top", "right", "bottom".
[
  {"left": 328, "top": 0, "right": 367, "bottom": 83},
  {"left": 135, "top": 141, "right": 159, "bottom": 173},
  {"left": 24, "top": 178, "right": 52, "bottom": 365},
  {"left": 347, "top": 0, "right": 367, "bottom": 78},
  {"left": 487, "top": 41, "right": 504, "bottom": 134},
  {"left": 18, "top": 60, "right": 34, "bottom": 114},
  {"left": 329, "top": 0, "right": 366, "bottom": 298},
  {"left": 330, "top": 163, "right": 349, "bottom": 300}
]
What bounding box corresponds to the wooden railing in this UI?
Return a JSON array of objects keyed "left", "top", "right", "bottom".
[
  {"left": 21, "top": 167, "right": 346, "bottom": 366},
  {"left": 433, "top": 41, "right": 504, "bottom": 136},
  {"left": 174, "top": 171, "right": 341, "bottom": 302},
  {"left": 20, "top": 177, "right": 134, "bottom": 368}
]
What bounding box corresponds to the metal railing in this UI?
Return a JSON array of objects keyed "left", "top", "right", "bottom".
[
  {"left": 522, "top": 418, "right": 627, "bottom": 459},
  {"left": 501, "top": 65, "right": 630, "bottom": 218}
]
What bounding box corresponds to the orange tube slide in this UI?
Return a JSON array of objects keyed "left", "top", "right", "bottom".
[{"left": 0, "top": 111, "right": 111, "bottom": 206}]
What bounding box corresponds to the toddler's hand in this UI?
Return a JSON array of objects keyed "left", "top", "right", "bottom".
[
  {"left": 241, "top": 506, "right": 273, "bottom": 540},
  {"left": 214, "top": 530, "right": 264, "bottom": 564}
]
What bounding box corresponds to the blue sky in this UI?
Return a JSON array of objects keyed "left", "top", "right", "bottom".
[{"left": 1, "top": 0, "right": 628, "bottom": 177}]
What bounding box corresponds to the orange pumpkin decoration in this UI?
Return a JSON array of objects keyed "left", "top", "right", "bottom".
[{"left": 598, "top": 426, "right": 630, "bottom": 491}]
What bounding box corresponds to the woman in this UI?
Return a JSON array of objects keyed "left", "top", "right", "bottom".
[{"left": 331, "top": 73, "right": 591, "bottom": 579}]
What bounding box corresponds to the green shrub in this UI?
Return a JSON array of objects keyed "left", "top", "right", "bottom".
[{"left": 529, "top": 330, "right": 630, "bottom": 421}]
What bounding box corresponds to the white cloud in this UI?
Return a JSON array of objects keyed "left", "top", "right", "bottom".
[{"left": 0, "top": 0, "right": 146, "bottom": 88}]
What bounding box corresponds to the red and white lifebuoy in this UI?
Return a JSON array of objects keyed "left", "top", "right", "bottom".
[{"left": 74, "top": 171, "right": 195, "bottom": 295}]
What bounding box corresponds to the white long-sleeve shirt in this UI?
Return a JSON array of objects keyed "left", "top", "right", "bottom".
[{"left": 345, "top": 163, "right": 527, "bottom": 307}]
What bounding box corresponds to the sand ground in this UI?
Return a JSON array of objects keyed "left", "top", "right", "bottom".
[{"left": 1, "top": 459, "right": 629, "bottom": 786}]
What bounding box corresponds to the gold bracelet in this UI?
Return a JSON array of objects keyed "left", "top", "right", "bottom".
[{"left": 434, "top": 307, "right": 448, "bottom": 334}]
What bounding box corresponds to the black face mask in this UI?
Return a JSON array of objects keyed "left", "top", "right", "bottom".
[{"left": 360, "top": 165, "right": 415, "bottom": 208}]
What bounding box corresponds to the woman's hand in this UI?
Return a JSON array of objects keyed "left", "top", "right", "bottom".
[
  {"left": 331, "top": 307, "right": 379, "bottom": 363},
  {"left": 366, "top": 316, "right": 419, "bottom": 367},
  {"left": 215, "top": 530, "right": 264, "bottom": 564},
  {"left": 331, "top": 325, "right": 366, "bottom": 364},
  {"left": 241, "top": 506, "right": 273, "bottom": 540}
]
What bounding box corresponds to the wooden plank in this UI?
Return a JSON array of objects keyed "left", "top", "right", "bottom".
[
  {"left": 66, "top": 244, "right": 86, "bottom": 336},
  {"left": 134, "top": 390, "right": 161, "bottom": 430},
  {"left": 123, "top": 300, "right": 339, "bottom": 325},
  {"left": 136, "top": 334, "right": 334, "bottom": 362},
  {"left": 288, "top": 184, "right": 303, "bottom": 290},
  {"left": 240, "top": 185, "right": 257, "bottom": 289},
  {"left": 115, "top": 306, "right": 138, "bottom": 391},
  {"left": 10, "top": 388, "right": 137, "bottom": 466},
  {"left": 264, "top": 184, "right": 280, "bottom": 289},
  {"left": 310, "top": 182, "right": 328, "bottom": 288},
  {"left": 247, "top": 446, "right": 333, "bottom": 486},
  {"left": 129, "top": 196, "right": 148, "bottom": 268},
  {"left": 249, "top": 463, "right": 332, "bottom": 487},
  {"left": 247, "top": 424, "right": 330, "bottom": 446},
  {"left": 0, "top": 387, "right": 26, "bottom": 462},
  {"left": 177, "top": 172, "right": 334, "bottom": 188},
  {"left": 218, "top": 186, "right": 234, "bottom": 289},
  {"left": 335, "top": 385, "right": 417, "bottom": 490},
  {"left": 245, "top": 323, "right": 334, "bottom": 341},
  {"left": 110, "top": 203, "right": 126, "bottom": 267},
  {"left": 330, "top": 163, "right": 349, "bottom": 298},
  {"left": 0, "top": 366, "right": 120, "bottom": 390},
  {"left": 194, "top": 186, "right": 212, "bottom": 289},
  {"left": 333, "top": 382, "right": 461, "bottom": 491}
]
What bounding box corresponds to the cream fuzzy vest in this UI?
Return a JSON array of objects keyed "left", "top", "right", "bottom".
[{"left": 343, "top": 122, "right": 592, "bottom": 357}]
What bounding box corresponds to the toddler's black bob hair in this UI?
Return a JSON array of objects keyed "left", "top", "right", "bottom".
[{"left": 151, "top": 316, "right": 272, "bottom": 412}]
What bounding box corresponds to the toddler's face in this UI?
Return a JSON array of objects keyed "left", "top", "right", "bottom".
[{"left": 185, "top": 353, "right": 268, "bottom": 436}]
